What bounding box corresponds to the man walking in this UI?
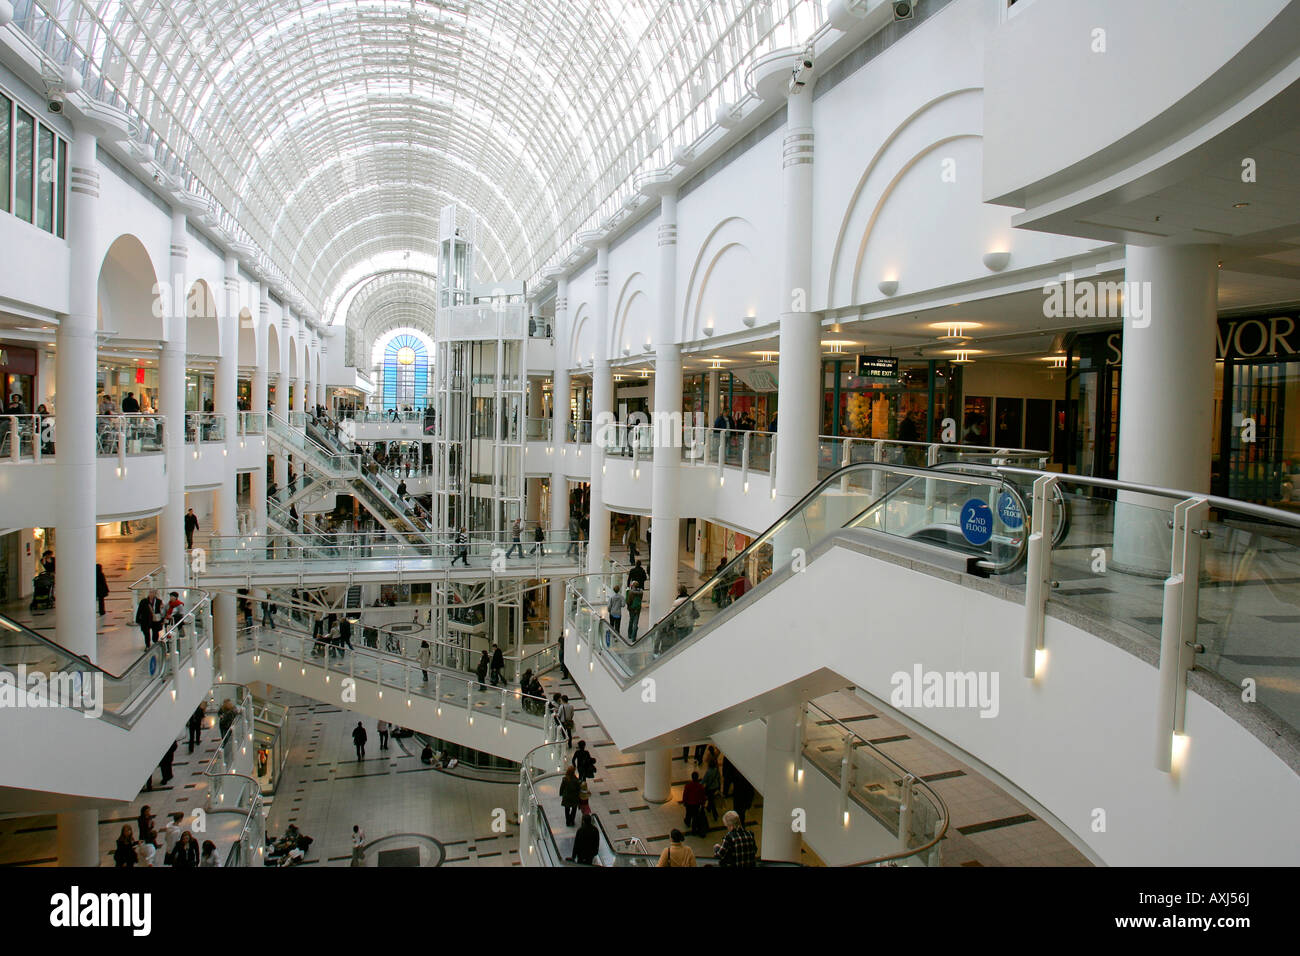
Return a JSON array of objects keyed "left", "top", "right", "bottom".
[
  {"left": 351, "top": 721, "right": 368, "bottom": 761},
  {"left": 184, "top": 508, "right": 199, "bottom": 550},
  {"left": 506, "top": 518, "right": 524, "bottom": 558},
  {"left": 606, "top": 583, "right": 624, "bottom": 637},
  {"left": 377, "top": 720, "right": 390, "bottom": 751},
  {"left": 626, "top": 579, "right": 644, "bottom": 642},
  {"left": 261, "top": 597, "right": 276, "bottom": 630},
  {"left": 135, "top": 589, "right": 164, "bottom": 647},
  {"left": 490, "top": 644, "right": 505, "bottom": 686},
  {"left": 452, "top": 527, "right": 471, "bottom": 566}
]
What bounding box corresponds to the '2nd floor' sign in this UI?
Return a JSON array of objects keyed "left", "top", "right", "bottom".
[{"left": 961, "top": 499, "right": 993, "bottom": 546}]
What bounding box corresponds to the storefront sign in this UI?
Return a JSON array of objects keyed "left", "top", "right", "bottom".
[
  {"left": 857, "top": 355, "right": 899, "bottom": 380},
  {"left": 1097, "top": 315, "right": 1299, "bottom": 366}
]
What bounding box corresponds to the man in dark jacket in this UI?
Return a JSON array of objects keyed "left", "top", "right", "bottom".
[
  {"left": 184, "top": 508, "right": 199, "bottom": 549},
  {"left": 135, "top": 590, "right": 164, "bottom": 647},
  {"left": 570, "top": 816, "right": 600, "bottom": 865},
  {"left": 490, "top": 644, "right": 505, "bottom": 686},
  {"left": 352, "top": 721, "right": 368, "bottom": 761}
]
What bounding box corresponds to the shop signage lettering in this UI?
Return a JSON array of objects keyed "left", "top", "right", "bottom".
[{"left": 1102, "top": 316, "right": 1298, "bottom": 365}]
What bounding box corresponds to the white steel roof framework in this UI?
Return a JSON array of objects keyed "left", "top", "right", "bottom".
[{"left": 15, "top": 0, "right": 824, "bottom": 320}]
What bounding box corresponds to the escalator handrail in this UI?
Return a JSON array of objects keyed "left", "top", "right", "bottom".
[{"left": 572, "top": 461, "right": 1028, "bottom": 663}]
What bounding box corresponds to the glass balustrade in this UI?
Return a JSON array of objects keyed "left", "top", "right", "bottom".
[
  {"left": 0, "top": 414, "right": 54, "bottom": 461},
  {"left": 186, "top": 412, "right": 227, "bottom": 443},
  {"left": 566, "top": 462, "right": 1030, "bottom": 683},
  {"left": 95, "top": 414, "right": 165, "bottom": 456}
]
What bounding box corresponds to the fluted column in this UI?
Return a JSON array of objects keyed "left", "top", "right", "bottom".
[
  {"left": 587, "top": 245, "right": 612, "bottom": 572},
  {"left": 56, "top": 127, "right": 101, "bottom": 867},
  {"left": 213, "top": 254, "right": 239, "bottom": 676},
  {"left": 549, "top": 276, "right": 571, "bottom": 655},
  {"left": 250, "top": 283, "right": 269, "bottom": 536},
  {"left": 160, "top": 212, "right": 189, "bottom": 583}
]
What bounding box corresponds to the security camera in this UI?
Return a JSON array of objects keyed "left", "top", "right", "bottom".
[{"left": 47, "top": 91, "right": 64, "bottom": 114}]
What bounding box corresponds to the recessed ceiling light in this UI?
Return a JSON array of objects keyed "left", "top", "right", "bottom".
[{"left": 1233, "top": 202, "right": 1249, "bottom": 209}]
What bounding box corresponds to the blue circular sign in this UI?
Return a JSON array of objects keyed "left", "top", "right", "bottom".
[
  {"left": 997, "top": 492, "right": 1024, "bottom": 530},
  {"left": 148, "top": 654, "right": 158, "bottom": 676},
  {"left": 960, "top": 498, "right": 994, "bottom": 546},
  {"left": 604, "top": 627, "right": 612, "bottom": 648}
]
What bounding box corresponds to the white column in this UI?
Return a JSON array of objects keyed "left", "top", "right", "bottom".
[
  {"left": 56, "top": 128, "right": 101, "bottom": 867},
  {"left": 549, "top": 277, "right": 572, "bottom": 654},
  {"left": 774, "top": 83, "right": 819, "bottom": 507},
  {"left": 251, "top": 283, "right": 269, "bottom": 536},
  {"left": 296, "top": 337, "right": 307, "bottom": 414},
  {"left": 1113, "top": 244, "right": 1219, "bottom": 573},
  {"left": 649, "top": 189, "right": 681, "bottom": 621},
  {"left": 707, "top": 370, "right": 720, "bottom": 425},
  {"left": 526, "top": 376, "right": 545, "bottom": 525},
  {"left": 760, "top": 704, "right": 803, "bottom": 862},
  {"left": 587, "top": 244, "right": 613, "bottom": 572},
  {"left": 213, "top": 255, "right": 239, "bottom": 674},
  {"left": 643, "top": 748, "right": 673, "bottom": 804},
  {"left": 274, "top": 316, "right": 289, "bottom": 493},
  {"left": 160, "top": 212, "right": 189, "bottom": 582}
]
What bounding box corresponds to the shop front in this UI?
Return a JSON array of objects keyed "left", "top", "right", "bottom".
[
  {"left": 0, "top": 343, "right": 38, "bottom": 411},
  {"left": 822, "top": 357, "right": 961, "bottom": 446},
  {"left": 98, "top": 361, "right": 159, "bottom": 412},
  {"left": 1064, "top": 313, "right": 1300, "bottom": 506}
]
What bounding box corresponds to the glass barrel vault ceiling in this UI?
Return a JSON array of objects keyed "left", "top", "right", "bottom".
[{"left": 21, "top": 0, "right": 825, "bottom": 318}]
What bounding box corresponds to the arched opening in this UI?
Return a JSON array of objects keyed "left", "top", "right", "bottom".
[{"left": 372, "top": 329, "right": 433, "bottom": 412}]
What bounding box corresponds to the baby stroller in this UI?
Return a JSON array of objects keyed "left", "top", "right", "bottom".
[{"left": 30, "top": 571, "right": 55, "bottom": 612}]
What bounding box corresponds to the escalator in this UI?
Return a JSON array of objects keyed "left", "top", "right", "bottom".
[
  {"left": 563, "top": 461, "right": 1068, "bottom": 751},
  {"left": 0, "top": 601, "right": 215, "bottom": 807},
  {"left": 572, "top": 462, "right": 1056, "bottom": 682},
  {"left": 267, "top": 413, "right": 431, "bottom": 546}
]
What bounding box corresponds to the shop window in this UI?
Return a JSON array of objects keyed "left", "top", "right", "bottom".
[
  {"left": 994, "top": 397, "right": 1024, "bottom": 448},
  {"left": 36, "top": 123, "right": 54, "bottom": 232},
  {"left": 14, "top": 107, "right": 33, "bottom": 223},
  {"left": 962, "top": 396, "right": 991, "bottom": 445},
  {"left": 0, "top": 93, "right": 10, "bottom": 215},
  {"left": 1025, "top": 398, "right": 1053, "bottom": 455}
]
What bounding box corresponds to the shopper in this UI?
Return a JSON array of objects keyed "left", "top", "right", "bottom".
[
  {"left": 199, "top": 840, "right": 221, "bottom": 867},
  {"left": 475, "top": 649, "right": 489, "bottom": 690},
  {"left": 186, "top": 703, "right": 205, "bottom": 753},
  {"left": 530, "top": 522, "right": 546, "bottom": 556},
  {"left": 626, "top": 559, "right": 647, "bottom": 590},
  {"left": 626, "top": 579, "right": 644, "bottom": 641},
  {"left": 559, "top": 765, "right": 582, "bottom": 827},
  {"left": 682, "top": 771, "right": 709, "bottom": 837},
  {"left": 606, "top": 583, "right": 624, "bottom": 637},
  {"left": 184, "top": 508, "right": 199, "bottom": 550},
  {"left": 352, "top": 721, "right": 367, "bottom": 761},
  {"left": 452, "top": 526, "right": 470, "bottom": 566},
  {"left": 172, "top": 831, "right": 200, "bottom": 868},
  {"left": 96, "top": 564, "right": 109, "bottom": 616},
  {"left": 350, "top": 825, "right": 366, "bottom": 866},
  {"left": 490, "top": 644, "right": 505, "bottom": 686},
  {"left": 557, "top": 695, "right": 575, "bottom": 748},
  {"left": 570, "top": 816, "right": 599, "bottom": 865},
  {"left": 113, "top": 825, "right": 137, "bottom": 867},
  {"left": 261, "top": 598, "right": 276, "bottom": 630},
  {"left": 377, "top": 719, "right": 390, "bottom": 751},
  {"left": 417, "top": 640, "right": 432, "bottom": 681},
  {"left": 714, "top": 810, "right": 757, "bottom": 867},
  {"left": 135, "top": 589, "right": 164, "bottom": 647},
  {"left": 507, "top": 517, "right": 524, "bottom": 558},
  {"left": 730, "top": 768, "right": 756, "bottom": 827},
  {"left": 572, "top": 739, "right": 597, "bottom": 782},
  {"left": 656, "top": 829, "right": 697, "bottom": 868},
  {"left": 158, "top": 740, "right": 178, "bottom": 786},
  {"left": 703, "top": 758, "right": 722, "bottom": 821}
]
